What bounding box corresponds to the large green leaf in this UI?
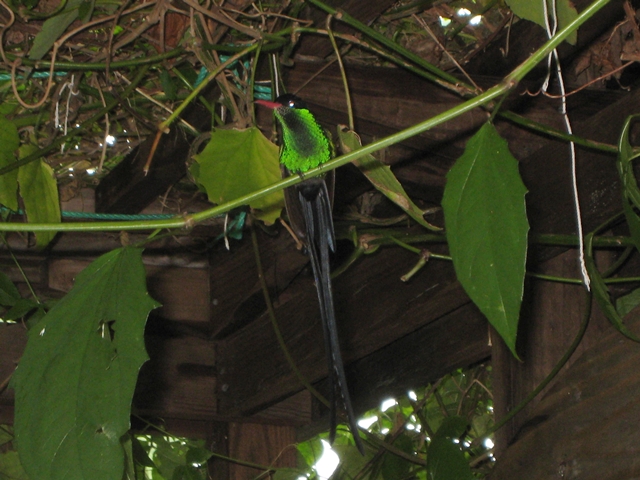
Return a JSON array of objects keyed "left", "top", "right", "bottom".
[
  {"left": 17, "top": 144, "right": 61, "bottom": 248},
  {"left": 0, "top": 115, "right": 20, "bottom": 211},
  {"left": 505, "top": 0, "right": 578, "bottom": 45},
  {"left": 427, "top": 416, "right": 472, "bottom": 480},
  {"left": 442, "top": 122, "right": 529, "bottom": 358},
  {"left": 12, "top": 247, "right": 160, "bottom": 480},
  {"left": 191, "top": 127, "right": 284, "bottom": 224},
  {"left": 337, "top": 126, "right": 441, "bottom": 231}
]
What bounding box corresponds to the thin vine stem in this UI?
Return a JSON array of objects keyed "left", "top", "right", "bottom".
[
  {"left": 0, "top": 0, "right": 613, "bottom": 233},
  {"left": 249, "top": 222, "right": 329, "bottom": 409},
  {"left": 0, "top": 64, "right": 152, "bottom": 177}
]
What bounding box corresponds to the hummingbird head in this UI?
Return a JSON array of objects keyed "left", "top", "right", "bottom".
[
  {"left": 255, "top": 94, "right": 330, "bottom": 173},
  {"left": 256, "top": 94, "right": 308, "bottom": 113}
]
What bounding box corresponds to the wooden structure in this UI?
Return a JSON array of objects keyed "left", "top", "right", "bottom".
[{"left": 2, "top": 0, "right": 640, "bottom": 478}]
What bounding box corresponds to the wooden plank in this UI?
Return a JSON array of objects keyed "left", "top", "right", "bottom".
[
  {"left": 94, "top": 97, "right": 213, "bottom": 214},
  {"left": 302, "top": 300, "right": 491, "bottom": 438},
  {"left": 491, "top": 251, "right": 611, "bottom": 455},
  {"left": 209, "top": 228, "right": 309, "bottom": 339},
  {"left": 135, "top": 334, "right": 217, "bottom": 419},
  {"left": 216, "top": 243, "right": 465, "bottom": 416},
  {"left": 227, "top": 423, "right": 297, "bottom": 479},
  {"left": 0, "top": 325, "right": 27, "bottom": 407},
  {"left": 489, "top": 311, "right": 640, "bottom": 479},
  {"left": 47, "top": 256, "right": 210, "bottom": 324},
  {"left": 295, "top": 0, "right": 398, "bottom": 59},
  {"left": 146, "top": 265, "right": 210, "bottom": 324}
]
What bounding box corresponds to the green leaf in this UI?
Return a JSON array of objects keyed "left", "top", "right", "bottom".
[
  {"left": 381, "top": 433, "right": 414, "bottom": 480},
  {"left": 616, "top": 287, "right": 640, "bottom": 318},
  {"left": 442, "top": 123, "right": 528, "bottom": 358},
  {"left": 153, "top": 435, "right": 189, "bottom": 479},
  {"left": 131, "top": 436, "right": 157, "bottom": 469},
  {"left": 332, "top": 444, "right": 369, "bottom": 478},
  {"left": 433, "top": 416, "right": 467, "bottom": 440},
  {"left": 0, "top": 425, "right": 13, "bottom": 446},
  {"left": 0, "top": 271, "right": 21, "bottom": 307},
  {"left": 17, "top": 144, "right": 61, "bottom": 248},
  {"left": 585, "top": 233, "right": 640, "bottom": 341},
  {"left": 617, "top": 114, "right": 640, "bottom": 251},
  {"left": 0, "top": 115, "right": 20, "bottom": 211},
  {"left": 427, "top": 438, "right": 472, "bottom": 480},
  {"left": 337, "top": 126, "right": 441, "bottom": 231},
  {"left": 185, "top": 446, "right": 212, "bottom": 466},
  {"left": 12, "top": 247, "right": 160, "bottom": 480},
  {"left": 0, "top": 451, "right": 29, "bottom": 480},
  {"left": 427, "top": 417, "right": 472, "bottom": 480},
  {"left": 296, "top": 436, "right": 323, "bottom": 468},
  {"left": 273, "top": 468, "right": 309, "bottom": 480},
  {"left": 505, "top": 0, "right": 578, "bottom": 45},
  {"left": 191, "top": 127, "right": 284, "bottom": 224},
  {"left": 160, "top": 69, "right": 178, "bottom": 101},
  {"left": 29, "top": 0, "right": 84, "bottom": 60},
  {"left": 3, "top": 298, "right": 39, "bottom": 320}
]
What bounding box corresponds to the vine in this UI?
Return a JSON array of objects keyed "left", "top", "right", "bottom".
[{"left": 0, "top": 0, "right": 638, "bottom": 478}]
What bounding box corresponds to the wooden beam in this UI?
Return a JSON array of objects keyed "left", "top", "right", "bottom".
[
  {"left": 301, "top": 300, "right": 491, "bottom": 439},
  {"left": 489, "top": 311, "right": 640, "bottom": 479},
  {"left": 464, "top": 0, "right": 626, "bottom": 77},
  {"left": 215, "top": 236, "right": 466, "bottom": 416},
  {"left": 295, "top": 0, "right": 398, "bottom": 59},
  {"left": 94, "top": 100, "right": 213, "bottom": 214}
]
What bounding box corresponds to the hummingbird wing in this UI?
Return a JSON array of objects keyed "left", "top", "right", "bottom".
[{"left": 282, "top": 166, "right": 335, "bottom": 243}]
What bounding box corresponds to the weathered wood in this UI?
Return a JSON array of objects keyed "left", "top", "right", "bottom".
[
  {"left": 464, "top": 0, "right": 625, "bottom": 77},
  {"left": 0, "top": 325, "right": 27, "bottom": 409},
  {"left": 491, "top": 84, "right": 640, "bottom": 452},
  {"left": 216, "top": 240, "right": 465, "bottom": 416},
  {"left": 134, "top": 334, "right": 217, "bottom": 419},
  {"left": 491, "top": 251, "right": 611, "bottom": 456},
  {"left": 227, "top": 423, "right": 297, "bottom": 479},
  {"left": 302, "top": 299, "right": 491, "bottom": 438},
  {"left": 295, "top": 0, "right": 398, "bottom": 59},
  {"left": 47, "top": 256, "right": 211, "bottom": 324},
  {"left": 489, "top": 310, "right": 640, "bottom": 480},
  {"left": 94, "top": 98, "right": 213, "bottom": 214}
]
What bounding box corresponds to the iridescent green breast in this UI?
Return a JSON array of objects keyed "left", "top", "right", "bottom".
[{"left": 275, "top": 107, "right": 331, "bottom": 173}]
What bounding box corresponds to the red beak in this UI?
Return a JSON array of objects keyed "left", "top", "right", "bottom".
[{"left": 255, "top": 99, "right": 280, "bottom": 109}]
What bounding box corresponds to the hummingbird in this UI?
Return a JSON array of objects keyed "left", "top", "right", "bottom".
[{"left": 256, "top": 94, "right": 365, "bottom": 454}]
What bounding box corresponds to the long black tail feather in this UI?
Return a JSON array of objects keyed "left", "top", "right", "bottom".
[{"left": 298, "top": 178, "right": 365, "bottom": 455}]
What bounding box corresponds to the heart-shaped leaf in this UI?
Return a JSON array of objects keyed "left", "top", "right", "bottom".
[
  {"left": 12, "top": 247, "right": 160, "bottom": 480},
  {"left": 191, "top": 127, "right": 284, "bottom": 224}
]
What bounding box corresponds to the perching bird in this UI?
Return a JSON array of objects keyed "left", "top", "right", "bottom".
[{"left": 256, "top": 94, "right": 365, "bottom": 454}]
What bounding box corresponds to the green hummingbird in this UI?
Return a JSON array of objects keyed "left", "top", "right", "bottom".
[{"left": 256, "top": 94, "right": 364, "bottom": 454}]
